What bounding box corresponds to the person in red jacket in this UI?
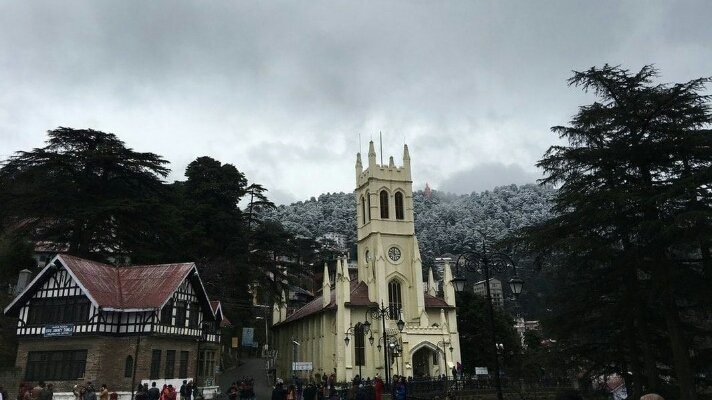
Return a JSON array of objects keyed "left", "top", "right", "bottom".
[{"left": 373, "top": 375, "right": 384, "bottom": 400}]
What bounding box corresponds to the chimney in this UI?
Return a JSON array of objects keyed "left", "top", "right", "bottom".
[{"left": 15, "top": 269, "right": 32, "bottom": 294}]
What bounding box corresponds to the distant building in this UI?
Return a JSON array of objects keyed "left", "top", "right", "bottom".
[
  {"left": 318, "top": 232, "right": 347, "bottom": 251},
  {"left": 3, "top": 254, "right": 225, "bottom": 395},
  {"left": 514, "top": 318, "right": 541, "bottom": 347},
  {"left": 434, "top": 255, "right": 455, "bottom": 282},
  {"left": 473, "top": 278, "right": 504, "bottom": 309},
  {"left": 424, "top": 183, "right": 432, "bottom": 198}
]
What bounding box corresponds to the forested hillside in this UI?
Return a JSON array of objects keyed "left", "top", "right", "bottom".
[{"left": 262, "top": 184, "right": 556, "bottom": 269}]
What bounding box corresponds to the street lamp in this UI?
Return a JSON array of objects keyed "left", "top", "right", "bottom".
[
  {"left": 344, "top": 322, "right": 370, "bottom": 378},
  {"left": 451, "top": 240, "right": 524, "bottom": 400},
  {"left": 437, "top": 340, "right": 452, "bottom": 397},
  {"left": 353, "top": 302, "right": 404, "bottom": 388}
]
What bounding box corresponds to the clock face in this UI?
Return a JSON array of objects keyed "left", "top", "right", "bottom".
[{"left": 388, "top": 246, "right": 401, "bottom": 262}]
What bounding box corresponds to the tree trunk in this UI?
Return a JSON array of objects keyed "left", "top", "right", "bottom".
[{"left": 656, "top": 261, "right": 697, "bottom": 400}]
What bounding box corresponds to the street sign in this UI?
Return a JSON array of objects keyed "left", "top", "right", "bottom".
[
  {"left": 242, "top": 327, "right": 254, "bottom": 347},
  {"left": 44, "top": 324, "right": 74, "bottom": 337},
  {"left": 232, "top": 337, "right": 239, "bottom": 348},
  {"left": 292, "top": 361, "right": 313, "bottom": 371},
  {"left": 475, "top": 367, "right": 489, "bottom": 375}
]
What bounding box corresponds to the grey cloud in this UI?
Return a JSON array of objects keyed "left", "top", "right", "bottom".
[
  {"left": 438, "top": 163, "right": 541, "bottom": 195},
  {"left": 1, "top": 1, "right": 711, "bottom": 202}
]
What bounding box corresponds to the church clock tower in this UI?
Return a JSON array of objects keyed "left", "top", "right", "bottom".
[{"left": 355, "top": 141, "right": 427, "bottom": 325}]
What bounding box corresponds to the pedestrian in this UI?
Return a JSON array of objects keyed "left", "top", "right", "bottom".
[
  {"left": 271, "top": 379, "right": 286, "bottom": 400},
  {"left": 72, "top": 384, "right": 85, "bottom": 400},
  {"left": 394, "top": 378, "right": 406, "bottom": 400},
  {"left": 148, "top": 383, "right": 160, "bottom": 400},
  {"left": 184, "top": 382, "right": 193, "bottom": 400},
  {"left": 640, "top": 395, "right": 664, "bottom": 400},
  {"left": 373, "top": 375, "right": 383, "bottom": 400},
  {"left": 228, "top": 383, "right": 238, "bottom": 400},
  {"left": 84, "top": 384, "right": 97, "bottom": 400},
  {"left": 302, "top": 383, "right": 317, "bottom": 400},
  {"left": 167, "top": 385, "right": 177, "bottom": 400},
  {"left": 286, "top": 385, "right": 296, "bottom": 400},
  {"left": 31, "top": 382, "right": 44, "bottom": 400},
  {"left": 99, "top": 385, "right": 108, "bottom": 400},
  {"left": 159, "top": 385, "right": 169, "bottom": 400},
  {"left": 180, "top": 382, "right": 188, "bottom": 400},
  {"left": 39, "top": 384, "right": 53, "bottom": 400},
  {"left": 136, "top": 384, "right": 148, "bottom": 400},
  {"left": 347, "top": 381, "right": 358, "bottom": 400},
  {"left": 355, "top": 385, "right": 366, "bottom": 400}
]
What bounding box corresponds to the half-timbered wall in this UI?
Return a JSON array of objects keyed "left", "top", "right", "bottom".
[
  {"left": 15, "top": 266, "right": 217, "bottom": 342},
  {"left": 16, "top": 267, "right": 96, "bottom": 336},
  {"left": 155, "top": 278, "right": 205, "bottom": 338}
]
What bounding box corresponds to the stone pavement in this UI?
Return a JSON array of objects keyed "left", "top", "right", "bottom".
[{"left": 219, "top": 357, "right": 273, "bottom": 400}]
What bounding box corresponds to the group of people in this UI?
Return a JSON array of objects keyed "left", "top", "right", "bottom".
[
  {"left": 72, "top": 382, "right": 109, "bottom": 400},
  {"left": 271, "top": 373, "right": 401, "bottom": 400},
  {"left": 15, "top": 382, "right": 56, "bottom": 400},
  {"left": 227, "top": 379, "right": 255, "bottom": 400},
  {"left": 136, "top": 381, "right": 196, "bottom": 400}
]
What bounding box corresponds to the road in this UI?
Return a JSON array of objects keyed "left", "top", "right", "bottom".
[{"left": 218, "top": 357, "right": 273, "bottom": 400}]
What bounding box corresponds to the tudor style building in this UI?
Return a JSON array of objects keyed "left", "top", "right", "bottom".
[
  {"left": 271, "top": 142, "right": 462, "bottom": 381},
  {"left": 3, "top": 254, "right": 223, "bottom": 392}
]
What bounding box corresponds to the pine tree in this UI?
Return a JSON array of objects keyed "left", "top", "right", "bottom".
[{"left": 529, "top": 65, "right": 712, "bottom": 399}]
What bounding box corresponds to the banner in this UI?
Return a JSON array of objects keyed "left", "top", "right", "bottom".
[{"left": 241, "top": 327, "right": 254, "bottom": 347}]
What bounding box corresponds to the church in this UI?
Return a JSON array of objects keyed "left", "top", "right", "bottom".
[{"left": 271, "top": 142, "right": 462, "bottom": 382}]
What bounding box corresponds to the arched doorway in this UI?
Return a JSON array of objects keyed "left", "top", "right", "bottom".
[{"left": 412, "top": 346, "right": 437, "bottom": 378}]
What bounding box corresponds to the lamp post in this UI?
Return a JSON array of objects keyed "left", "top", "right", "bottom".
[
  {"left": 351, "top": 302, "right": 404, "bottom": 388},
  {"left": 344, "top": 322, "right": 370, "bottom": 378},
  {"left": 437, "top": 340, "right": 453, "bottom": 396},
  {"left": 450, "top": 240, "right": 524, "bottom": 400}
]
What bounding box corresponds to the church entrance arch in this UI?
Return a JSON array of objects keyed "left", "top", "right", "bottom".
[{"left": 411, "top": 344, "right": 438, "bottom": 378}]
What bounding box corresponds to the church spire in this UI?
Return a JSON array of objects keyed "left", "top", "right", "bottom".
[
  {"left": 322, "top": 263, "right": 331, "bottom": 309},
  {"left": 356, "top": 152, "right": 363, "bottom": 181},
  {"left": 368, "top": 140, "right": 377, "bottom": 168}
]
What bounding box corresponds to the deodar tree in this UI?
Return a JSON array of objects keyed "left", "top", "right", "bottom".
[
  {"left": 528, "top": 65, "right": 712, "bottom": 400},
  {"left": 0, "top": 127, "right": 170, "bottom": 261}
]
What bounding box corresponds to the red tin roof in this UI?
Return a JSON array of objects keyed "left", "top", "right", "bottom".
[
  {"left": 424, "top": 293, "right": 451, "bottom": 308},
  {"left": 60, "top": 254, "right": 196, "bottom": 310},
  {"left": 4, "top": 254, "right": 215, "bottom": 318}
]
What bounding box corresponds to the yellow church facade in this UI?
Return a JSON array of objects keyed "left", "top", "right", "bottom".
[{"left": 272, "top": 142, "right": 462, "bottom": 382}]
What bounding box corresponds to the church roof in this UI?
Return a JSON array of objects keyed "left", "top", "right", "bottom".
[
  {"left": 275, "top": 280, "right": 452, "bottom": 326},
  {"left": 424, "top": 293, "right": 451, "bottom": 308},
  {"left": 277, "top": 280, "right": 375, "bottom": 326}
]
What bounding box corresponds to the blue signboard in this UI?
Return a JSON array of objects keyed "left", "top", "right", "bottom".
[
  {"left": 44, "top": 324, "right": 74, "bottom": 337},
  {"left": 241, "top": 327, "right": 254, "bottom": 347}
]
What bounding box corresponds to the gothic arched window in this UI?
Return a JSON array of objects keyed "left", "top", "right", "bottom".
[
  {"left": 380, "top": 190, "right": 389, "bottom": 219},
  {"left": 395, "top": 192, "right": 404, "bottom": 220},
  {"left": 354, "top": 323, "right": 365, "bottom": 366},
  {"left": 388, "top": 280, "right": 402, "bottom": 319},
  {"left": 124, "top": 355, "right": 134, "bottom": 378},
  {"left": 367, "top": 192, "right": 371, "bottom": 220},
  {"left": 361, "top": 196, "right": 366, "bottom": 224}
]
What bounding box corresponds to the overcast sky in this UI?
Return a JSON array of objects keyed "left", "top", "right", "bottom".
[{"left": 1, "top": 1, "right": 710, "bottom": 204}]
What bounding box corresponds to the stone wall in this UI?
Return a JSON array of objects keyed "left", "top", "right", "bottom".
[{"left": 14, "top": 336, "right": 202, "bottom": 393}]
